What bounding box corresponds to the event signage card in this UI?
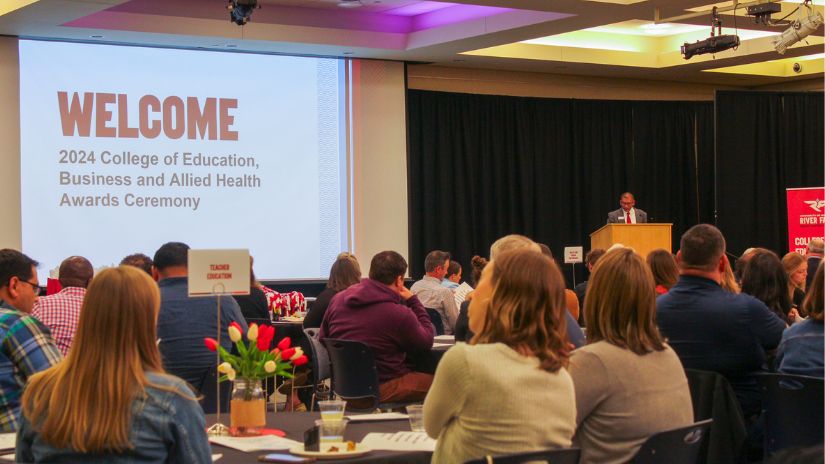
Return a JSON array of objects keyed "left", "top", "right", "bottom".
[
  {"left": 188, "top": 249, "right": 250, "bottom": 296},
  {"left": 564, "top": 246, "right": 584, "bottom": 264}
]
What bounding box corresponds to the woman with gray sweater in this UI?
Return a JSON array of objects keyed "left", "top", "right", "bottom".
[
  {"left": 423, "top": 248, "right": 576, "bottom": 463},
  {"left": 569, "top": 248, "right": 693, "bottom": 464}
]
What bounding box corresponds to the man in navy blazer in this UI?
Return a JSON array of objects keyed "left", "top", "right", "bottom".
[{"left": 607, "top": 192, "right": 648, "bottom": 223}]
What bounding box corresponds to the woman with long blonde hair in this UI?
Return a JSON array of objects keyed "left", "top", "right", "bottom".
[
  {"left": 782, "top": 252, "right": 807, "bottom": 312},
  {"left": 569, "top": 248, "right": 693, "bottom": 464},
  {"left": 777, "top": 262, "right": 824, "bottom": 378},
  {"left": 17, "top": 266, "right": 211, "bottom": 462},
  {"left": 424, "top": 248, "right": 575, "bottom": 463}
]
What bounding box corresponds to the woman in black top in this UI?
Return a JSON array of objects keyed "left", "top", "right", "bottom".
[
  {"left": 234, "top": 257, "right": 271, "bottom": 323},
  {"left": 303, "top": 253, "right": 361, "bottom": 328}
]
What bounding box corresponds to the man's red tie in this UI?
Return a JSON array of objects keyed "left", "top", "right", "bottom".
[{"left": 626, "top": 212, "right": 631, "bottom": 224}]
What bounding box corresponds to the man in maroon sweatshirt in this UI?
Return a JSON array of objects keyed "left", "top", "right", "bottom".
[{"left": 320, "top": 250, "right": 435, "bottom": 403}]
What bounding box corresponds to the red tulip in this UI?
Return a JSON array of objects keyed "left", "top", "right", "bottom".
[
  {"left": 277, "top": 336, "right": 291, "bottom": 351},
  {"left": 257, "top": 325, "right": 275, "bottom": 351},
  {"left": 280, "top": 348, "right": 296, "bottom": 360},
  {"left": 204, "top": 337, "right": 218, "bottom": 352},
  {"left": 292, "top": 355, "right": 308, "bottom": 367}
]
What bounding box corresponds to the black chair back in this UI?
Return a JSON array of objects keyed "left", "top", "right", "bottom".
[
  {"left": 303, "top": 328, "right": 332, "bottom": 402},
  {"left": 630, "top": 419, "right": 713, "bottom": 464},
  {"left": 425, "top": 308, "right": 445, "bottom": 335},
  {"left": 758, "top": 373, "right": 824, "bottom": 456},
  {"left": 463, "top": 448, "right": 580, "bottom": 464},
  {"left": 196, "top": 366, "right": 230, "bottom": 414},
  {"left": 322, "top": 338, "right": 380, "bottom": 410},
  {"left": 685, "top": 369, "right": 747, "bottom": 464}
]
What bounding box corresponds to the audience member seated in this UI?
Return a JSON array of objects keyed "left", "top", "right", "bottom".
[
  {"left": 574, "top": 248, "right": 605, "bottom": 323},
  {"left": 657, "top": 225, "right": 785, "bottom": 422},
  {"left": 441, "top": 260, "right": 462, "bottom": 290},
  {"left": 424, "top": 249, "right": 575, "bottom": 463},
  {"left": 646, "top": 249, "right": 678, "bottom": 295},
  {"left": 570, "top": 247, "right": 693, "bottom": 464},
  {"left": 152, "top": 242, "right": 247, "bottom": 395},
  {"left": 776, "top": 262, "right": 824, "bottom": 378},
  {"left": 806, "top": 238, "right": 823, "bottom": 291},
  {"left": 0, "top": 250, "right": 62, "bottom": 432},
  {"left": 741, "top": 249, "right": 797, "bottom": 324},
  {"left": 120, "top": 253, "right": 153, "bottom": 276},
  {"left": 320, "top": 251, "right": 434, "bottom": 403},
  {"left": 782, "top": 251, "right": 807, "bottom": 313},
  {"left": 538, "top": 243, "right": 581, "bottom": 321},
  {"left": 31, "top": 256, "right": 93, "bottom": 356},
  {"left": 233, "top": 256, "right": 271, "bottom": 323},
  {"left": 304, "top": 252, "right": 361, "bottom": 329},
  {"left": 734, "top": 247, "right": 758, "bottom": 285},
  {"left": 454, "top": 255, "right": 487, "bottom": 342},
  {"left": 490, "top": 235, "right": 585, "bottom": 348},
  {"left": 721, "top": 263, "right": 741, "bottom": 294},
  {"left": 16, "top": 266, "right": 211, "bottom": 462},
  {"left": 411, "top": 250, "right": 459, "bottom": 335}
]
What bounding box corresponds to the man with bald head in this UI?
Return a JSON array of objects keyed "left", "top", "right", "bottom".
[
  {"left": 31, "top": 256, "right": 93, "bottom": 356},
  {"left": 607, "top": 192, "right": 648, "bottom": 224}
]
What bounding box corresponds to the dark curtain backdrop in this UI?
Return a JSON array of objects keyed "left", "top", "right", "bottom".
[
  {"left": 716, "top": 91, "right": 825, "bottom": 257},
  {"left": 407, "top": 90, "right": 715, "bottom": 281}
]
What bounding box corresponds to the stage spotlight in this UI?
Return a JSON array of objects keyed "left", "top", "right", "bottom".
[
  {"left": 681, "top": 7, "right": 740, "bottom": 60},
  {"left": 773, "top": 11, "right": 823, "bottom": 54},
  {"left": 228, "top": 0, "right": 258, "bottom": 26}
]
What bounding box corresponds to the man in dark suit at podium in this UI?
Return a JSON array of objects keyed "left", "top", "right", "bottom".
[{"left": 607, "top": 192, "right": 648, "bottom": 224}]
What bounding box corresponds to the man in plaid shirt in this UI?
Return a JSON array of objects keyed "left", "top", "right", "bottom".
[
  {"left": 0, "top": 249, "right": 62, "bottom": 432},
  {"left": 32, "top": 256, "right": 93, "bottom": 357}
]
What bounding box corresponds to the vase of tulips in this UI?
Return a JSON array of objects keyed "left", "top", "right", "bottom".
[{"left": 205, "top": 321, "right": 308, "bottom": 436}]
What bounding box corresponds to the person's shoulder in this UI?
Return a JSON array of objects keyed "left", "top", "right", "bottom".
[{"left": 784, "top": 319, "right": 823, "bottom": 337}]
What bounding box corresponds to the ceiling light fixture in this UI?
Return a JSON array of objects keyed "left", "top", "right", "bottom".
[
  {"left": 773, "top": 1, "right": 823, "bottom": 53},
  {"left": 681, "top": 7, "right": 740, "bottom": 59},
  {"left": 338, "top": 0, "right": 363, "bottom": 8}
]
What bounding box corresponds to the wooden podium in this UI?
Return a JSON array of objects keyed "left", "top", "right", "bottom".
[{"left": 590, "top": 224, "right": 672, "bottom": 259}]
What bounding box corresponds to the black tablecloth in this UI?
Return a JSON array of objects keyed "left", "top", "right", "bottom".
[{"left": 208, "top": 412, "right": 431, "bottom": 463}]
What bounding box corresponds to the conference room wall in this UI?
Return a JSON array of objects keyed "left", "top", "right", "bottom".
[
  {"left": 0, "top": 36, "right": 21, "bottom": 250},
  {"left": 0, "top": 38, "right": 409, "bottom": 279},
  {"left": 408, "top": 65, "right": 824, "bottom": 101}
]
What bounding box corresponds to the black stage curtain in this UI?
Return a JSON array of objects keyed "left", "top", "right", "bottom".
[
  {"left": 407, "top": 90, "right": 714, "bottom": 280},
  {"left": 716, "top": 91, "right": 825, "bottom": 257}
]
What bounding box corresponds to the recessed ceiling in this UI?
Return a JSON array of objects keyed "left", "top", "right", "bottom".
[{"left": 0, "top": 0, "right": 822, "bottom": 86}]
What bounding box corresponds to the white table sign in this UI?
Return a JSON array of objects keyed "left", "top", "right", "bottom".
[
  {"left": 188, "top": 249, "right": 251, "bottom": 296},
  {"left": 564, "top": 246, "right": 584, "bottom": 264}
]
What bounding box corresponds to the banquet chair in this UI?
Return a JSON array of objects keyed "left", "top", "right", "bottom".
[
  {"left": 684, "top": 369, "right": 747, "bottom": 464},
  {"left": 629, "top": 419, "right": 713, "bottom": 464},
  {"left": 323, "top": 338, "right": 415, "bottom": 412},
  {"left": 425, "top": 308, "right": 445, "bottom": 336},
  {"left": 303, "top": 328, "right": 332, "bottom": 411},
  {"left": 463, "top": 448, "right": 580, "bottom": 464},
  {"left": 196, "top": 366, "right": 230, "bottom": 414},
  {"left": 758, "top": 373, "right": 824, "bottom": 457}
]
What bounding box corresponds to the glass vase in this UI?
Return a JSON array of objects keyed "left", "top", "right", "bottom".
[{"left": 229, "top": 378, "right": 266, "bottom": 436}]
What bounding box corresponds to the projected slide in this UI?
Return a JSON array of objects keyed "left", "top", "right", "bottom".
[{"left": 19, "top": 40, "right": 347, "bottom": 281}]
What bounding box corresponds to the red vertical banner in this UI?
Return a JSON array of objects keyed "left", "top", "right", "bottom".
[{"left": 786, "top": 187, "right": 825, "bottom": 254}]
